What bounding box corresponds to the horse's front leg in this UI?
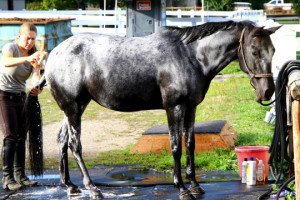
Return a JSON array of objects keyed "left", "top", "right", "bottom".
[
  {"left": 184, "top": 107, "right": 205, "bottom": 196},
  {"left": 58, "top": 118, "right": 81, "bottom": 195},
  {"left": 67, "top": 116, "right": 104, "bottom": 199},
  {"left": 166, "top": 105, "right": 195, "bottom": 200}
]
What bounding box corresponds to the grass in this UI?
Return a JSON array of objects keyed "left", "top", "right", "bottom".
[
  {"left": 275, "top": 19, "right": 300, "bottom": 24},
  {"left": 17, "top": 60, "right": 275, "bottom": 172},
  {"left": 219, "top": 60, "right": 244, "bottom": 75}
]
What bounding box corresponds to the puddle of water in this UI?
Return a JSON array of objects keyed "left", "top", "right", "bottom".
[
  {"left": 11, "top": 186, "right": 139, "bottom": 199},
  {"left": 197, "top": 171, "right": 240, "bottom": 182},
  {"left": 109, "top": 169, "right": 173, "bottom": 184},
  {"left": 110, "top": 172, "right": 146, "bottom": 181},
  {"left": 152, "top": 185, "right": 179, "bottom": 200},
  {"left": 77, "top": 188, "right": 137, "bottom": 199},
  {"left": 68, "top": 189, "right": 90, "bottom": 199},
  {"left": 104, "top": 192, "right": 136, "bottom": 198},
  {"left": 10, "top": 186, "right": 69, "bottom": 199},
  {"left": 109, "top": 169, "right": 239, "bottom": 184}
]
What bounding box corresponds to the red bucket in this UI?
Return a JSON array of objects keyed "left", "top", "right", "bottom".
[{"left": 235, "top": 146, "right": 269, "bottom": 179}]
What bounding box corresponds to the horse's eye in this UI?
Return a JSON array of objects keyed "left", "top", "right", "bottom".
[{"left": 252, "top": 52, "right": 257, "bottom": 56}]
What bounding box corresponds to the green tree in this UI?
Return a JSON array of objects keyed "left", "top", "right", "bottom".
[
  {"left": 291, "top": 0, "right": 300, "bottom": 14},
  {"left": 42, "top": 0, "right": 79, "bottom": 10},
  {"left": 249, "top": 0, "right": 269, "bottom": 10},
  {"left": 87, "top": 0, "right": 125, "bottom": 9},
  {"left": 208, "top": 0, "right": 234, "bottom": 11},
  {"left": 26, "top": 0, "right": 44, "bottom": 10},
  {"left": 28, "top": 0, "right": 125, "bottom": 10}
]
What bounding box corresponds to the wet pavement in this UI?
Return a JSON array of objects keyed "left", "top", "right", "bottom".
[{"left": 0, "top": 165, "right": 275, "bottom": 199}]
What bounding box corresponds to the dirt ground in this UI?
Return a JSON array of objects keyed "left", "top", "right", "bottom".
[{"left": 0, "top": 118, "right": 142, "bottom": 160}]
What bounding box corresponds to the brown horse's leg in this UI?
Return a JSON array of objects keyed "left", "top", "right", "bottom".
[
  {"left": 58, "top": 118, "right": 81, "bottom": 194},
  {"left": 184, "top": 107, "right": 205, "bottom": 196},
  {"left": 66, "top": 109, "right": 103, "bottom": 199},
  {"left": 166, "top": 105, "right": 195, "bottom": 200}
]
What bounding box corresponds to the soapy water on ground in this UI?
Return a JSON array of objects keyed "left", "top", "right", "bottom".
[{"left": 10, "top": 186, "right": 137, "bottom": 199}]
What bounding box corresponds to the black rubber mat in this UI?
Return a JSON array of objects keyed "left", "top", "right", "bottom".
[{"left": 142, "top": 120, "right": 227, "bottom": 135}]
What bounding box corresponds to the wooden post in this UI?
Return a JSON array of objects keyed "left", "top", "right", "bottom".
[
  {"left": 293, "top": 100, "right": 300, "bottom": 200},
  {"left": 289, "top": 126, "right": 295, "bottom": 177}
]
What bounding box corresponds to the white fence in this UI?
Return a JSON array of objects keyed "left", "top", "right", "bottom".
[
  {"left": 0, "top": 9, "right": 266, "bottom": 36},
  {"left": 167, "top": 9, "right": 266, "bottom": 27}
]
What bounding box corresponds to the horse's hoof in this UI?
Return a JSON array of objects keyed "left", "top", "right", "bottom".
[
  {"left": 188, "top": 185, "right": 205, "bottom": 195},
  {"left": 179, "top": 190, "right": 196, "bottom": 200},
  {"left": 90, "top": 187, "right": 104, "bottom": 199},
  {"left": 67, "top": 186, "right": 81, "bottom": 195}
]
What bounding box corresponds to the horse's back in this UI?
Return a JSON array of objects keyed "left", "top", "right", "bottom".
[{"left": 45, "top": 32, "right": 177, "bottom": 111}]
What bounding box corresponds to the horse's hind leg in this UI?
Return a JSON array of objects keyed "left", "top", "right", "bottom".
[
  {"left": 64, "top": 103, "right": 103, "bottom": 199},
  {"left": 184, "top": 107, "right": 205, "bottom": 196},
  {"left": 58, "top": 118, "right": 81, "bottom": 195}
]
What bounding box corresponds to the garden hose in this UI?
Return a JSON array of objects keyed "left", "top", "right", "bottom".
[
  {"left": 258, "top": 60, "right": 300, "bottom": 200},
  {"left": 276, "top": 175, "right": 295, "bottom": 199}
]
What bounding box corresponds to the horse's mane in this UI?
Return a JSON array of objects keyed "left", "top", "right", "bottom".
[{"left": 166, "top": 20, "right": 256, "bottom": 44}]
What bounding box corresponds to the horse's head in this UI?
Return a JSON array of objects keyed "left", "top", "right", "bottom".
[{"left": 238, "top": 25, "right": 281, "bottom": 103}]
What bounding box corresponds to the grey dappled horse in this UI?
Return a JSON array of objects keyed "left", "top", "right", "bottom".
[{"left": 36, "top": 20, "right": 280, "bottom": 199}]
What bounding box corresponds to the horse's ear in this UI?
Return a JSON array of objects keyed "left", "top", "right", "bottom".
[
  {"left": 265, "top": 25, "right": 282, "bottom": 35},
  {"left": 252, "top": 27, "right": 265, "bottom": 36}
]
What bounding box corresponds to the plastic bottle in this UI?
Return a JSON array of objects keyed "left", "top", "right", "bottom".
[
  {"left": 241, "top": 158, "right": 247, "bottom": 183},
  {"left": 256, "top": 160, "right": 265, "bottom": 184},
  {"left": 246, "top": 157, "right": 256, "bottom": 185}
]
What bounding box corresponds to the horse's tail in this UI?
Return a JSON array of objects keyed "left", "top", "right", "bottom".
[{"left": 24, "top": 75, "right": 47, "bottom": 176}]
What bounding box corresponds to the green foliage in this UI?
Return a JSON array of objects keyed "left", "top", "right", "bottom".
[
  {"left": 289, "top": 181, "right": 296, "bottom": 191},
  {"left": 249, "top": 0, "right": 269, "bottom": 10},
  {"left": 219, "top": 60, "right": 242, "bottom": 74},
  {"left": 285, "top": 192, "right": 296, "bottom": 200},
  {"left": 95, "top": 147, "right": 238, "bottom": 171},
  {"left": 195, "top": 148, "right": 237, "bottom": 171},
  {"left": 271, "top": 180, "right": 296, "bottom": 200},
  {"left": 26, "top": 0, "right": 126, "bottom": 10},
  {"left": 26, "top": 0, "right": 44, "bottom": 10},
  {"left": 272, "top": 184, "right": 280, "bottom": 191},
  {"left": 196, "top": 76, "right": 274, "bottom": 147},
  {"left": 42, "top": 0, "right": 78, "bottom": 10},
  {"left": 97, "top": 148, "right": 174, "bottom": 171},
  {"left": 292, "top": 0, "right": 300, "bottom": 14},
  {"left": 207, "top": 0, "right": 234, "bottom": 11},
  {"left": 88, "top": 0, "right": 125, "bottom": 9},
  {"left": 285, "top": 181, "right": 296, "bottom": 200}
]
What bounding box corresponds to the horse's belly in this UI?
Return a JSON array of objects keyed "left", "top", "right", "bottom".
[{"left": 97, "top": 92, "right": 164, "bottom": 112}]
